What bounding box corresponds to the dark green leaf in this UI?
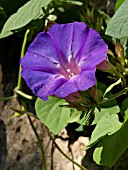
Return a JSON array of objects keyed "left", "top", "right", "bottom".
[
  {"left": 121, "top": 97, "right": 128, "bottom": 114},
  {"left": 93, "top": 120, "right": 128, "bottom": 167},
  {"left": 124, "top": 109, "right": 128, "bottom": 122}
]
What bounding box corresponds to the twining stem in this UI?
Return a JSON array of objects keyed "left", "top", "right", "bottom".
[
  {"left": 16, "top": 89, "right": 35, "bottom": 100},
  {"left": 46, "top": 127, "right": 88, "bottom": 170},
  {"left": 11, "top": 105, "right": 88, "bottom": 170},
  {"left": 0, "top": 30, "right": 31, "bottom": 102},
  {"left": 15, "top": 29, "right": 36, "bottom": 100},
  {"left": 22, "top": 100, "right": 47, "bottom": 170},
  {"left": 17, "top": 29, "right": 30, "bottom": 90},
  {"left": 27, "top": 116, "right": 47, "bottom": 170},
  {"left": 0, "top": 95, "right": 17, "bottom": 101}
]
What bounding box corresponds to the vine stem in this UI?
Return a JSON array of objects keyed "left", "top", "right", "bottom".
[
  {"left": 27, "top": 116, "right": 47, "bottom": 170},
  {"left": 15, "top": 89, "right": 35, "bottom": 100},
  {"left": 46, "top": 127, "right": 88, "bottom": 170},
  {"left": 21, "top": 100, "right": 47, "bottom": 170},
  {"left": 0, "top": 95, "right": 17, "bottom": 101},
  {"left": 15, "top": 28, "right": 47, "bottom": 170},
  {"left": 17, "top": 29, "right": 30, "bottom": 90}
]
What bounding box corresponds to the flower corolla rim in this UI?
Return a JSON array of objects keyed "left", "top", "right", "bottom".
[{"left": 21, "top": 22, "right": 108, "bottom": 100}]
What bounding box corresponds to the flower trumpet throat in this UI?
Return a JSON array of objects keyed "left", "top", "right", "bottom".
[{"left": 21, "top": 22, "right": 108, "bottom": 100}]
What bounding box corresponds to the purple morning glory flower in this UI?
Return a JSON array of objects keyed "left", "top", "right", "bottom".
[{"left": 21, "top": 22, "right": 108, "bottom": 100}]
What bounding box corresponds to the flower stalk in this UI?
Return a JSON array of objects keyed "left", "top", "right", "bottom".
[{"left": 17, "top": 29, "right": 30, "bottom": 90}]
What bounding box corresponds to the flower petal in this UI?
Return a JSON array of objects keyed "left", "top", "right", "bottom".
[
  {"left": 77, "top": 29, "right": 108, "bottom": 69},
  {"left": 20, "top": 51, "right": 61, "bottom": 74},
  {"left": 28, "top": 32, "right": 60, "bottom": 64},
  {"left": 21, "top": 69, "right": 67, "bottom": 100},
  {"left": 54, "top": 69, "right": 96, "bottom": 98},
  {"left": 48, "top": 22, "right": 90, "bottom": 62}
]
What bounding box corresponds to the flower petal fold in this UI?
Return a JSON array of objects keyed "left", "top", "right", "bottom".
[
  {"left": 54, "top": 69, "right": 96, "bottom": 98},
  {"left": 21, "top": 51, "right": 60, "bottom": 74},
  {"left": 48, "top": 22, "right": 90, "bottom": 62},
  {"left": 21, "top": 69, "right": 67, "bottom": 100},
  {"left": 28, "top": 32, "right": 60, "bottom": 64},
  {"left": 77, "top": 29, "right": 108, "bottom": 69}
]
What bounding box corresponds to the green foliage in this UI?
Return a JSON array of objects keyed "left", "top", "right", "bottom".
[
  {"left": 35, "top": 97, "right": 71, "bottom": 134},
  {"left": 88, "top": 95, "right": 128, "bottom": 167},
  {"left": 121, "top": 97, "right": 128, "bottom": 114},
  {"left": 87, "top": 112, "right": 122, "bottom": 149},
  {"left": 106, "top": 0, "right": 128, "bottom": 38},
  {"left": 96, "top": 81, "right": 120, "bottom": 110},
  {"left": 116, "top": 0, "right": 126, "bottom": 11},
  {"left": 0, "top": 0, "right": 52, "bottom": 38},
  {"left": 93, "top": 120, "right": 128, "bottom": 167},
  {"left": 68, "top": 110, "right": 82, "bottom": 123},
  {"left": 92, "top": 104, "right": 120, "bottom": 124},
  {"left": 76, "top": 109, "right": 94, "bottom": 125},
  {"left": 121, "top": 97, "right": 128, "bottom": 122}
]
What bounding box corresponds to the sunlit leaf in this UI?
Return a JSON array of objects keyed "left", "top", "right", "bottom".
[
  {"left": 87, "top": 113, "right": 122, "bottom": 149},
  {"left": 35, "top": 97, "right": 71, "bottom": 134},
  {"left": 116, "top": 0, "right": 126, "bottom": 11},
  {"left": 0, "top": 0, "right": 51, "bottom": 38},
  {"left": 92, "top": 104, "right": 120, "bottom": 124},
  {"left": 106, "top": 0, "right": 128, "bottom": 38},
  {"left": 68, "top": 110, "right": 81, "bottom": 123}
]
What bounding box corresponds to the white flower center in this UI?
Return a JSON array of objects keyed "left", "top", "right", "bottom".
[{"left": 66, "top": 69, "right": 75, "bottom": 79}]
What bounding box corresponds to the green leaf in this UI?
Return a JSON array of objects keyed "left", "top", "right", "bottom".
[
  {"left": 116, "top": 0, "right": 126, "bottom": 11},
  {"left": 120, "top": 97, "right": 128, "bottom": 122},
  {"left": 35, "top": 97, "right": 71, "bottom": 134},
  {"left": 76, "top": 110, "right": 94, "bottom": 126},
  {"left": 68, "top": 110, "right": 81, "bottom": 123},
  {"left": 0, "top": 0, "right": 51, "bottom": 38},
  {"left": 124, "top": 109, "right": 128, "bottom": 122},
  {"left": 105, "top": 0, "right": 128, "bottom": 38},
  {"left": 75, "top": 124, "right": 84, "bottom": 132},
  {"left": 93, "top": 120, "right": 128, "bottom": 167},
  {"left": 92, "top": 104, "right": 120, "bottom": 124},
  {"left": 87, "top": 113, "right": 122, "bottom": 149},
  {"left": 121, "top": 97, "right": 128, "bottom": 114},
  {"left": 97, "top": 82, "right": 107, "bottom": 100},
  {"left": 93, "top": 81, "right": 120, "bottom": 124}
]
